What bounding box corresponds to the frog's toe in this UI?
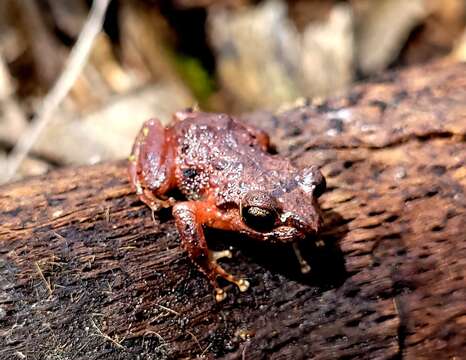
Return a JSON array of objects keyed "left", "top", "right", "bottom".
[
  {"left": 236, "top": 278, "right": 250, "bottom": 292},
  {"left": 300, "top": 263, "right": 311, "bottom": 274},
  {"left": 215, "top": 288, "right": 227, "bottom": 302}
]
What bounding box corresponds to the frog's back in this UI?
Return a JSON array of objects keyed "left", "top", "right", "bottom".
[{"left": 170, "top": 112, "right": 269, "bottom": 201}]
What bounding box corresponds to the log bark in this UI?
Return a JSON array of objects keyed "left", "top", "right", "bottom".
[{"left": 1, "top": 60, "right": 465, "bottom": 359}]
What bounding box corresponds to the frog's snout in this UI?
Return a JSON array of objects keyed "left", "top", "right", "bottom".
[{"left": 280, "top": 211, "right": 321, "bottom": 238}]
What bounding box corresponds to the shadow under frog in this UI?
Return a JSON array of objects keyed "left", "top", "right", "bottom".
[{"left": 204, "top": 208, "right": 348, "bottom": 293}]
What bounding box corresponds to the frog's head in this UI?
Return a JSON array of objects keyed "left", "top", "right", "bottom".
[{"left": 239, "top": 166, "right": 326, "bottom": 243}]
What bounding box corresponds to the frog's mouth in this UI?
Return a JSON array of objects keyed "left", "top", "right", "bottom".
[
  {"left": 278, "top": 212, "right": 321, "bottom": 239},
  {"left": 241, "top": 225, "right": 299, "bottom": 243},
  {"left": 255, "top": 226, "right": 312, "bottom": 243},
  {"left": 241, "top": 212, "right": 320, "bottom": 243},
  {"left": 271, "top": 226, "right": 305, "bottom": 242}
]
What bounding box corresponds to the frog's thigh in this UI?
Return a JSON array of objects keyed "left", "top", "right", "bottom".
[{"left": 130, "top": 118, "right": 173, "bottom": 197}]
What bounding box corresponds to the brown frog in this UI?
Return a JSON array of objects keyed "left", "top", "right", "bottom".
[{"left": 129, "top": 110, "right": 326, "bottom": 301}]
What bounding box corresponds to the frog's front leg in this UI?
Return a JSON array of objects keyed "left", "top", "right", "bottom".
[{"left": 172, "top": 201, "right": 249, "bottom": 301}]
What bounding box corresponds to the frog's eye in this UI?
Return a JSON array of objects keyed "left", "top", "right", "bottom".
[
  {"left": 299, "top": 166, "right": 326, "bottom": 198},
  {"left": 240, "top": 190, "right": 278, "bottom": 232},
  {"left": 241, "top": 206, "right": 276, "bottom": 232}
]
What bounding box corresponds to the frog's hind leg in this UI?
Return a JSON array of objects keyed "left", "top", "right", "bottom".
[
  {"left": 173, "top": 201, "right": 249, "bottom": 302},
  {"left": 129, "top": 119, "right": 176, "bottom": 211}
]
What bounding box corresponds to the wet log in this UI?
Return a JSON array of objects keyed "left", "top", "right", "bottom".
[{"left": 1, "top": 60, "right": 465, "bottom": 359}]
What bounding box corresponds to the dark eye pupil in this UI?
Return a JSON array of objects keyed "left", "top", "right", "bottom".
[{"left": 242, "top": 206, "right": 275, "bottom": 232}]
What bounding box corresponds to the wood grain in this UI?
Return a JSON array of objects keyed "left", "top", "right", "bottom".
[{"left": 1, "top": 60, "right": 465, "bottom": 359}]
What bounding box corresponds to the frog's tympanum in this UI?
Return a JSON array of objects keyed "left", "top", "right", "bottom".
[{"left": 129, "top": 110, "right": 326, "bottom": 301}]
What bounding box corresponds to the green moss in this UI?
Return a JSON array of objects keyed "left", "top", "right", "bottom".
[{"left": 175, "top": 55, "right": 215, "bottom": 106}]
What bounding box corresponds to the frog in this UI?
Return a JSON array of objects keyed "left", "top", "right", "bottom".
[{"left": 128, "top": 109, "right": 326, "bottom": 301}]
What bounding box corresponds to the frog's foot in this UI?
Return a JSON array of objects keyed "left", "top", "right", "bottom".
[
  {"left": 138, "top": 192, "right": 176, "bottom": 225},
  {"left": 141, "top": 189, "right": 176, "bottom": 212},
  {"left": 214, "top": 277, "right": 250, "bottom": 302},
  {"left": 215, "top": 287, "right": 227, "bottom": 302},
  {"left": 292, "top": 243, "right": 311, "bottom": 274},
  {"left": 315, "top": 239, "right": 325, "bottom": 248},
  {"left": 299, "top": 262, "right": 311, "bottom": 274},
  {"left": 208, "top": 250, "right": 249, "bottom": 301}
]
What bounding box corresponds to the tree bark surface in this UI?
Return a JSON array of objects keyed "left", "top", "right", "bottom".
[{"left": 1, "top": 61, "right": 465, "bottom": 359}]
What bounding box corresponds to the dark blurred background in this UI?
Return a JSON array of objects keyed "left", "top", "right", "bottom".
[{"left": 0, "top": 0, "right": 465, "bottom": 182}]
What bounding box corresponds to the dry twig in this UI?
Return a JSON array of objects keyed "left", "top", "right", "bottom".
[
  {"left": 35, "top": 261, "right": 53, "bottom": 296},
  {"left": 200, "top": 342, "right": 213, "bottom": 357},
  {"left": 156, "top": 304, "right": 180, "bottom": 316},
  {"left": 186, "top": 330, "right": 203, "bottom": 352},
  {"left": 91, "top": 319, "right": 125, "bottom": 350},
  {"left": 2, "top": 0, "right": 111, "bottom": 183}
]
